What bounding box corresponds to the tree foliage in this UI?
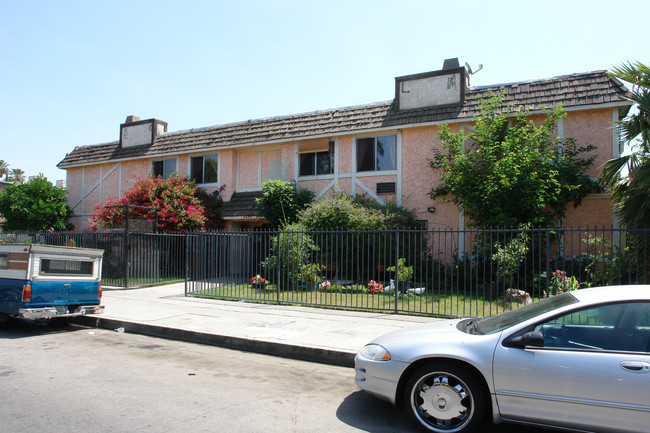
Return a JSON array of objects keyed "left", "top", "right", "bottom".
[
  {"left": 600, "top": 61, "right": 650, "bottom": 228},
  {"left": 0, "top": 176, "right": 73, "bottom": 231},
  {"left": 256, "top": 180, "right": 314, "bottom": 228},
  {"left": 195, "top": 186, "right": 225, "bottom": 230},
  {"left": 298, "top": 191, "right": 387, "bottom": 230},
  {"left": 430, "top": 92, "right": 601, "bottom": 228},
  {"left": 91, "top": 175, "right": 206, "bottom": 232}
]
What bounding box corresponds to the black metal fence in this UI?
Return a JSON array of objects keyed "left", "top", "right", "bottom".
[
  {"left": 185, "top": 227, "right": 650, "bottom": 317},
  {"left": 2, "top": 227, "right": 648, "bottom": 317},
  {"left": 1, "top": 230, "right": 186, "bottom": 288}
]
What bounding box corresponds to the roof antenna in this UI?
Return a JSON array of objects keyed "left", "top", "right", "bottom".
[{"left": 465, "top": 62, "right": 483, "bottom": 86}]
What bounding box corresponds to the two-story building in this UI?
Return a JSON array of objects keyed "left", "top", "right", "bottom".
[{"left": 58, "top": 59, "right": 631, "bottom": 230}]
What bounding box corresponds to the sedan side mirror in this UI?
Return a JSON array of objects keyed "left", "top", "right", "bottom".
[{"left": 507, "top": 331, "right": 544, "bottom": 348}]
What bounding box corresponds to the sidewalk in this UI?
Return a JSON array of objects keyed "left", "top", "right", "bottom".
[{"left": 75, "top": 283, "right": 437, "bottom": 367}]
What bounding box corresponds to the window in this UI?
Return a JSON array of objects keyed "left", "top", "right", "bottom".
[
  {"left": 191, "top": 154, "right": 219, "bottom": 184},
  {"left": 40, "top": 258, "right": 94, "bottom": 276},
  {"left": 152, "top": 158, "right": 177, "bottom": 179},
  {"left": 356, "top": 135, "right": 397, "bottom": 172},
  {"left": 299, "top": 141, "right": 334, "bottom": 177},
  {"left": 533, "top": 302, "right": 650, "bottom": 353}
]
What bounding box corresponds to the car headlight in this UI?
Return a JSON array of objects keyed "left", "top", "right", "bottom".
[{"left": 359, "top": 344, "right": 391, "bottom": 361}]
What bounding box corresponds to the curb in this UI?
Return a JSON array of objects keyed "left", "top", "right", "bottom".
[{"left": 74, "top": 316, "right": 355, "bottom": 368}]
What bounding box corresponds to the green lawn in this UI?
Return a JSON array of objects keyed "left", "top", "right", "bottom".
[{"left": 189, "top": 283, "right": 527, "bottom": 318}]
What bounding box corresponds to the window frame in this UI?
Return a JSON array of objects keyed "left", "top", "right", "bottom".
[
  {"left": 511, "top": 301, "right": 650, "bottom": 354},
  {"left": 191, "top": 153, "right": 219, "bottom": 184},
  {"left": 152, "top": 158, "right": 177, "bottom": 179},
  {"left": 298, "top": 141, "right": 335, "bottom": 178},
  {"left": 39, "top": 258, "right": 95, "bottom": 277},
  {"left": 355, "top": 134, "right": 397, "bottom": 173}
]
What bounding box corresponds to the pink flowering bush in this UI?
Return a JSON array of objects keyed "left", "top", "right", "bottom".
[
  {"left": 550, "top": 270, "right": 580, "bottom": 295},
  {"left": 90, "top": 175, "right": 206, "bottom": 232},
  {"left": 368, "top": 280, "right": 384, "bottom": 294}
]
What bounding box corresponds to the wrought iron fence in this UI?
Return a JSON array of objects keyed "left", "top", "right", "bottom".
[
  {"left": 185, "top": 227, "right": 650, "bottom": 317},
  {"left": 0, "top": 230, "right": 186, "bottom": 288},
  {"left": 2, "top": 227, "right": 648, "bottom": 316}
]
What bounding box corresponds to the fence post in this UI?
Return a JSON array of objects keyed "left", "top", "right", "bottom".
[
  {"left": 394, "top": 230, "right": 399, "bottom": 314},
  {"left": 276, "top": 230, "right": 281, "bottom": 305},
  {"left": 545, "top": 229, "right": 550, "bottom": 297},
  {"left": 124, "top": 207, "right": 130, "bottom": 289},
  {"left": 184, "top": 232, "right": 189, "bottom": 296}
]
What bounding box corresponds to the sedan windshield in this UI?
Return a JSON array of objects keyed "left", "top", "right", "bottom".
[{"left": 472, "top": 292, "right": 578, "bottom": 335}]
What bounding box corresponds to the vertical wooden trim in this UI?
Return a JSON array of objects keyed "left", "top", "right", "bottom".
[
  {"left": 557, "top": 118, "right": 564, "bottom": 157},
  {"left": 396, "top": 132, "right": 402, "bottom": 205},
  {"left": 612, "top": 108, "right": 621, "bottom": 158}
]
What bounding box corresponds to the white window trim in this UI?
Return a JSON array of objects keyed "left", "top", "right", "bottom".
[
  {"left": 351, "top": 131, "right": 401, "bottom": 203},
  {"left": 188, "top": 153, "right": 221, "bottom": 186},
  {"left": 152, "top": 157, "right": 177, "bottom": 179},
  {"left": 353, "top": 133, "right": 399, "bottom": 174},
  {"left": 296, "top": 139, "right": 337, "bottom": 179}
]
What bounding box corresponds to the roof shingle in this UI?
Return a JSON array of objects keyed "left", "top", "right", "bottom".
[{"left": 58, "top": 71, "right": 631, "bottom": 168}]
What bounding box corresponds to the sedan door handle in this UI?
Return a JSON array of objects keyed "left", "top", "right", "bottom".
[{"left": 620, "top": 361, "right": 650, "bottom": 373}]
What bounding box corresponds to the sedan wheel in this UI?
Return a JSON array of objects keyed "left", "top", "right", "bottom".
[{"left": 404, "top": 363, "right": 485, "bottom": 433}]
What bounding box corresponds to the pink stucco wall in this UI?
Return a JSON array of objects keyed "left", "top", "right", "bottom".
[
  {"left": 237, "top": 151, "right": 259, "bottom": 190},
  {"left": 63, "top": 106, "right": 619, "bottom": 231}
]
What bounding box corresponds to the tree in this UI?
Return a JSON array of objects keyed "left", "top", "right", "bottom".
[
  {"left": 256, "top": 180, "right": 314, "bottom": 228},
  {"left": 8, "top": 168, "right": 25, "bottom": 184},
  {"left": 600, "top": 61, "right": 650, "bottom": 228},
  {"left": 430, "top": 92, "right": 601, "bottom": 228},
  {"left": 195, "top": 186, "right": 225, "bottom": 230},
  {"left": 0, "top": 176, "right": 73, "bottom": 231},
  {"left": 0, "top": 160, "right": 9, "bottom": 181},
  {"left": 91, "top": 175, "right": 206, "bottom": 232}
]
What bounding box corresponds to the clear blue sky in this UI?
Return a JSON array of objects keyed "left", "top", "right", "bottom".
[{"left": 1, "top": 0, "right": 647, "bottom": 182}]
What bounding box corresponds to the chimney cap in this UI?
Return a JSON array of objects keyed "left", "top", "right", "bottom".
[
  {"left": 125, "top": 115, "right": 141, "bottom": 124},
  {"left": 442, "top": 58, "right": 460, "bottom": 70}
]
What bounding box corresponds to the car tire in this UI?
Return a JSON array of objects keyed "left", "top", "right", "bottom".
[{"left": 404, "top": 362, "right": 486, "bottom": 433}]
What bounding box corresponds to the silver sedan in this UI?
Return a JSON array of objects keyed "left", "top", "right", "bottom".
[{"left": 355, "top": 285, "right": 650, "bottom": 433}]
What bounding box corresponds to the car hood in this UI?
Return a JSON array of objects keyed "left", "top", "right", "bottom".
[
  {"left": 366, "top": 318, "right": 500, "bottom": 363},
  {"left": 370, "top": 319, "right": 463, "bottom": 346}
]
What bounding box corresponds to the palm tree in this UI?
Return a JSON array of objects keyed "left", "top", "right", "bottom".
[
  {"left": 600, "top": 61, "right": 650, "bottom": 228},
  {"left": 9, "top": 168, "right": 25, "bottom": 184},
  {"left": 0, "top": 160, "right": 8, "bottom": 181}
]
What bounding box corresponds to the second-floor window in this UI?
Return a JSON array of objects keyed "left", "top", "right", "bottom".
[
  {"left": 191, "top": 154, "right": 219, "bottom": 184},
  {"left": 356, "top": 134, "right": 397, "bottom": 172},
  {"left": 152, "top": 158, "right": 176, "bottom": 179},
  {"left": 299, "top": 141, "right": 334, "bottom": 177}
]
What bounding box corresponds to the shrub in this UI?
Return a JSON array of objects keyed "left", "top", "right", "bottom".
[
  {"left": 256, "top": 180, "right": 314, "bottom": 228},
  {"left": 91, "top": 175, "right": 206, "bottom": 232}
]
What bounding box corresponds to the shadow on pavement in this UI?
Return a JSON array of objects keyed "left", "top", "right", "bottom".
[
  {"left": 0, "top": 318, "right": 83, "bottom": 339},
  {"left": 337, "top": 390, "right": 557, "bottom": 433}
]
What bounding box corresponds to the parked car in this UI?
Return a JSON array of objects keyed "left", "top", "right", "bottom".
[{"left": 355, "top": 285, "right": 650, "bottom": 433}]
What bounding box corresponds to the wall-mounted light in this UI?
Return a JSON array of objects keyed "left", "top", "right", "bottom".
[{"left": 427, "top": 207, "right": 436, "bottom": 213}]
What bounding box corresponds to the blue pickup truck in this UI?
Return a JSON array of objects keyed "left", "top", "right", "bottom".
[{"left": 0, "top": 244, "right": 104, "bottom": 324}]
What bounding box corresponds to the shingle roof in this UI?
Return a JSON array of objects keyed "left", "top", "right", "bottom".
[
  {"left": 220, "top": 191, "right": 262, "bottom": 218},
  {"left": 58, "top": 71, "right": 631, "bottom": 168}
]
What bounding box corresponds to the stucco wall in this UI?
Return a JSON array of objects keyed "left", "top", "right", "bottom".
[{"left": 63, "top": 106, "right": 619, "bottom": 231}]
